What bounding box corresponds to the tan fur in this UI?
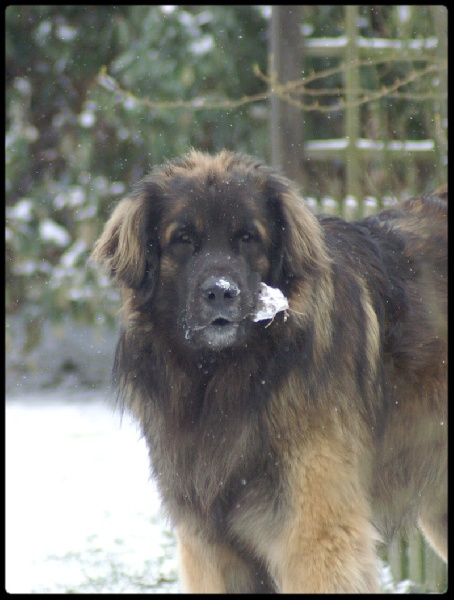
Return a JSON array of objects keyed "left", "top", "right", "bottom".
[
  {"left": 91, "top": 197, "right": 147, "bottom": 288},
  {"left": 268, "top": 436, "right": 380, "bottom": 592},
  {"left": 178, "top": 527, "right": 267, "bottom": 593}
]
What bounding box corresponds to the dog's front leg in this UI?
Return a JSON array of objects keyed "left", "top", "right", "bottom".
[
  {"left": 177, "top": 526, "right": 267, "bottom": 593},
  {"left": 267, "top": 439, "right": 380, "bottom": 593}
]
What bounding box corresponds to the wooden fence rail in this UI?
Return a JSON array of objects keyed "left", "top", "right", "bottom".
[{"left": 300, "top": 5, "right": 447, "bottom": 217}]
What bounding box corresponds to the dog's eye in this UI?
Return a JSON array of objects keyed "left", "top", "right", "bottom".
[
  {"left": 175, "top": 232, "right": 192, "bottom": 244},
  {"left": 238, "top": 231, "right": 255, "bottom": 243}
]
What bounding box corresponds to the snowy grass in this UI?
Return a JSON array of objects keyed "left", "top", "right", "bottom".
[{"left": 6, "top": 391, "right": 179, "bottom": 593}]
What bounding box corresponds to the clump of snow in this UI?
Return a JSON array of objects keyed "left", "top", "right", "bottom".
[
  {"left": 54, "top": 186, "right": 86, "bottom": 210},
  {"left": 39, "top": 219, "right": 71, "bottom": 247},
  {"left": 252, "top": 283, "right": 289, "bottom": 322},
  {"left": 60, "top": 240, "right": 87, "bottom": 268},
  {"left": 6, "top": 199, "right": 34, "bottom": 221},
  {"left": 217, "top": 278, "right": 236, "bottom": 290}
]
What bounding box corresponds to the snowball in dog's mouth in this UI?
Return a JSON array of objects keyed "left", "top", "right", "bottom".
[{"left": 252, "top": 283, "right": 289, "bottom": 322}]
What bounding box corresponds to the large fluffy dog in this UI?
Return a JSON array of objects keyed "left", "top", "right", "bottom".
[{"left": 92, "top": 150, "right": 447, "bottom": 593}]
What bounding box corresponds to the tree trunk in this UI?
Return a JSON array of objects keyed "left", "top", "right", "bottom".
[{"left": 269, "top": 5, "right": 304, "bottom": 184}]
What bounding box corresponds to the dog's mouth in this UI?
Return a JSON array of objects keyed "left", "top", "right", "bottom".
[
  {"left": 206, "top": 316, "right": 240, "bottom": 337},
  {"left": 184, "top": 317, "right": 244, "bottom": 349},
  {"left": 211, "top": 317, "right": 233, "bottom": 327}
]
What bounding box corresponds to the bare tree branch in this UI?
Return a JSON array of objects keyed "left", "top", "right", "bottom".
[{"left": 97, "top": 59, "right": 446, "bottom": 115}]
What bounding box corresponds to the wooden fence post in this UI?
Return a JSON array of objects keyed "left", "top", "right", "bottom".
[
  {"left": 344, "top": 5, "right": 361, "bottom": 217},
  {"left": 269, "top": 5, "right": 304, "bottom": 185}
]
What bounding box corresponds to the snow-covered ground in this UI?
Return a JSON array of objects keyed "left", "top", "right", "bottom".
[{"left": 5, "top": 390, "right": 179, "bottom": 593}]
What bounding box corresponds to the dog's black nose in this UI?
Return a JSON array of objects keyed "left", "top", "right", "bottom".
[{"left": 202, "top": 276, "right": 240, "bottom": 306}]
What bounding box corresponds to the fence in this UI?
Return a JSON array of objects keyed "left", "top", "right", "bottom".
[
  {"left": 384, "top": 531, "right": 447, "bottom": 593},
  {"left": 301, "top": 5, "right": 447, "bottom": 217}
]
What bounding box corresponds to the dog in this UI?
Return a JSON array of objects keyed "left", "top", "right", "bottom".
[{"left": 91, "top": 150, "right": 447, "bottom": 592}]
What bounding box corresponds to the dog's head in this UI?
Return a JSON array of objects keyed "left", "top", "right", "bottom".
[{"left": 91, "top": 150, "right": 327, "bottom": 352}]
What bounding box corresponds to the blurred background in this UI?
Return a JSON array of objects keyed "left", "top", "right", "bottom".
[{"left": 5, "top": 5, "right": 447, "bottom": 593}]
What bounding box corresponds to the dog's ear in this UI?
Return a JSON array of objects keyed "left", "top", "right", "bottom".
[
  {"left": 91, "top": 194, "right": 158, "bottom": 297},
  {"left": 264, "top": 173, "right": 330, "bottom": 286}
]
